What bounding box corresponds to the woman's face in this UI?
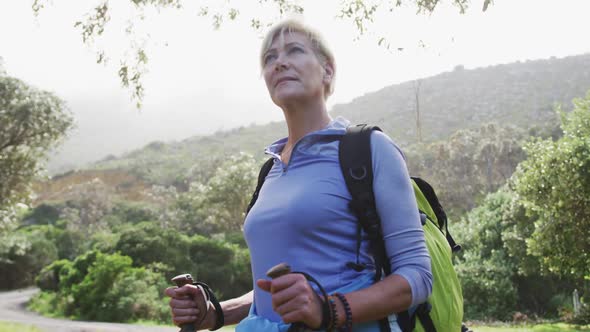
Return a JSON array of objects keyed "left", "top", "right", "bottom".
[{"left": 262, "top": 31, "right": 332, "bottom": 108}]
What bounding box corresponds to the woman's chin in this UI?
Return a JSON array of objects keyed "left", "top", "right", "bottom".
[{"left": 272, "top": 91, "right": 309, "bottom": 108}]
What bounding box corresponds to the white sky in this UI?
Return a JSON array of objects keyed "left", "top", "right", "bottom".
[{"left": 1, "top": 0, "right": 590, "bottom": 169}]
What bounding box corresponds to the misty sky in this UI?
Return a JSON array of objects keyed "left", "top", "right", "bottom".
[{"left": 1, "top": 0, "right": 589, "bottom": 171}]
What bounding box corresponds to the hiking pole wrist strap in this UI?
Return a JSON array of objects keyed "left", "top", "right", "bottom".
[
  {"left": 288, "top": 271, "right": 331, "bottom": 332},
  {"left": 193, "top": 281, "right": 224, "bottom": 331}
]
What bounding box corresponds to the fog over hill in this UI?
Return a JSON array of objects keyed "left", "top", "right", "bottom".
[
  {"left": 45, "top": 90, "right": 281, "bottom": 174},
  {"left": 47, "top": 53, "right": 590, "bottom": 175}
]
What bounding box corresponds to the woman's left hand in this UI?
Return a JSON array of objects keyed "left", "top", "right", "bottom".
[{"left": 257, "top": 274, "right": 323, "bottom": 329}]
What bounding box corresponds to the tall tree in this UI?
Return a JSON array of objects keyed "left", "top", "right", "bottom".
[
  {"left": 512, "top": 91, "right": 590, "bottom": 281},
  {"left": 173, "top": 153, "right": 258, "bottom": 235},
  {"left": 0, "top": 68, "right": 73, "bottom": 232},
  {"left": 454, "top": 187, "right": 574, "bottom": 320},
  {"left": 406, "top": 122, "right": 526, "bottom": 217},
  {"left": 31, "top": 0, "right": 492, "bottom": 107}
]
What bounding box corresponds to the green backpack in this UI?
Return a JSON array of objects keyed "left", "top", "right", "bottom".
[
  {"left": 339, "top": 124, "right": 463, "bottom": 332},
  {"left": 248, "top": 124, "right": 464, "bottom": 332}
]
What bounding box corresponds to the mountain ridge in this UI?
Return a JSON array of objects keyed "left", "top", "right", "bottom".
[{"left": 61, "top": 53, "right": 590, "bottom": 186}]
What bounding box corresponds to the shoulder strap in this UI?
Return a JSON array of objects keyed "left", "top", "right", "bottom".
[
  {"left": 339, "top": 124, "right": 390, "bottom": 273},
  {"left": 340, "top": 125, "right": 439, "bottom": 332},
  {"left": 339, "top": 124, "right": 380, "bottom": 205},
  {"left": 412, "top": 177, "right": 462, "bottom": 253},
  {"left": 340, "top": 123, "right": 390, "bottom": 273},
  {"left": 246, "top": 158, "right": 274, "bottom": 215},
  {"left": 340, "top": 124, "right": 393, "bottom": 332}
]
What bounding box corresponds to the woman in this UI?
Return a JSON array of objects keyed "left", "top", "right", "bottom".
[{"left": 165, "top": 20, "right": 432, "bottom": 331}]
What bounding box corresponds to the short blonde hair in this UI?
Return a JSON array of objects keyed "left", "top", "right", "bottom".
[{"left": 260, "top": 20, "right": 336, "bottom": 98}]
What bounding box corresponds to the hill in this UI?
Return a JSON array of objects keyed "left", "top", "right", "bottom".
[
  {"left": 332, "top": 54, "right": 590, "bottom": 144},
  {"left": 64, "top": 54, "right": 590, "bottom": 186}
]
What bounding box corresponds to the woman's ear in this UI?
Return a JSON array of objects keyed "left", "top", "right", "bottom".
[{"left": 323, "top": 63, "right": 334, "bottom": 83}]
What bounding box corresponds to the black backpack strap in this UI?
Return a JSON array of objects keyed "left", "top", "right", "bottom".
[
  {"left": 339, "top": 124, "right": 393, "bottom": 332},
  {"left": 246, "top": 158, "right": 274, "bottom": 214},
  {"left": 397, "top": 311, "right": 415, "bottom": 331},
  {"left": 340, "top": 125, "right": 442, "bottom": 332},
  {"left": 397, "top": 303, "right": 437, "bottom": 332},
  {"left": 415, "top": 303, "right": 437, "bottom": 332},
  {"left": 339, "top": 124, "right": 389, "bottom": 276},
  {"left": 411, "top": 177, "right": 462, "bottom": 253}
]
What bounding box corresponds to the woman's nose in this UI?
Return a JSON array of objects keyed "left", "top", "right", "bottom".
[
  {"left": 274, "top": 63, "right": 287, "bottom": 72},
  {"left": 274, "top": 54, "right": 289, "bottom": 71}
]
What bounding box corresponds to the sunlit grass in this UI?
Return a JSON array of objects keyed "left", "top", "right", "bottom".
[
  {"left": 133, "top": 320, "right": 235, "bottom": 331},
  {"left": 149, "top": 323, "right": 590, "bottom": 332},
  {"left": 185, "top": 323, "right": 590, "bottom": 332},
  {"left": 3, "top": 319, "right": 588, "bottom": 332},
  {"left": 468, "top": 322, "right": 590, "bottom": 332},
  {"left": 0, "top": 321, "right": 41, "bottom": 332},
  {"left": 143, "top": 323, "right": 587, "bottom": 332}
]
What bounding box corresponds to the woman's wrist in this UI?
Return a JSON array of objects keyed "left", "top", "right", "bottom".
[
  {"left": 332, "top": 293, "right": 352, "bottom": 331},
  {"left": 198, "top": 303, "right": 218, "bottom": 331},
  {"left": 331, "top": 295, "right": 345, "bottom": 328}
]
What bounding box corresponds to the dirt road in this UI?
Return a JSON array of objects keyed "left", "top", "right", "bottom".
[{"left": 0, "top": 288, "right": 177, "bottom": 332}]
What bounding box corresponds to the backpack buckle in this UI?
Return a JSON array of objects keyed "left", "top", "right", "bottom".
[{"left": 349, "top": 166, "right": 367, "bottom": 180}]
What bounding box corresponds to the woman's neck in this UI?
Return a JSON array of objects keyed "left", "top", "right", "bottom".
[{"left": 281, "top": 99, "right": 332, "bottom": 147}]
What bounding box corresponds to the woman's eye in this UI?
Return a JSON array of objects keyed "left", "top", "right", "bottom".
[
  {"left": 289, "top": 46, "right": 304, "bottom": 54},
  {"left": 263, "top": 54, "right": 276, "bottom": 65}
]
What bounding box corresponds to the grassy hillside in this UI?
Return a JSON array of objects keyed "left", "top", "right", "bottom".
[
  {"left": 77, "top": 54, "right": 590, "bottom": 186},
  {"left": 332, "top": 54, "right": 590, "bottom": 145}
]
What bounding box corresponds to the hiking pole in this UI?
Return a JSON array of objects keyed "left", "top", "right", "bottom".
[
  {"left": 172, "top": 273, "right": 208, "bottom": 332},
  {"left": 266, "top": 263, "right": 306, "bottom": 332}
]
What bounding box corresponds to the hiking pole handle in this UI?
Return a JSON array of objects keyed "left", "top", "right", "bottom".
[
  {"left": 266, "top": 262, "right": 292, "bottom": 279},
  {"left": 266, "top": 263, "right": 306, "bottom": 332},
  {"left": 172, "top": 274, "right": 197, "bottom": 332}
]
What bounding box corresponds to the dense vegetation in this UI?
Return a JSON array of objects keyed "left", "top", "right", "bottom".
[
  {"left": 1, "top": 56, "right": 589, "bottom": 325},
  {"left": 3, "top": 154, "right": 257, "bottom": 322}
]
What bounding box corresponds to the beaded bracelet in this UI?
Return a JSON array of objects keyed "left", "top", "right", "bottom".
[
  {"left": 317, "top": 293, "right": 332, "bottom": 331},
  {"left": 327, "top": 296, "right": 339, "bottom": 331},
  {"left": 333, "top": 292, "right": 352, "bottom": 332}
]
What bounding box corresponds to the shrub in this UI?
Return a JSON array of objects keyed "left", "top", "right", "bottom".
[
  {"left": 114, "top": 222, "right": 252, "bottom": 299},
  {"left": 34, "top": 250, "right": 169, "bottom": 323},
  {"left": 0, "top": 228, "right": 58, "bottom": 289},
  {"left": 572, "top": 305, "right": 590, "bottom": 325},
  {"left": 454, "top": 188, "right": 577, "bottom": 320}
]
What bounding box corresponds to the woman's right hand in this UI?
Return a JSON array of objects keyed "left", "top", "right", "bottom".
[{"left": 165, "top": 284, "right": 215, "bottom": 330}]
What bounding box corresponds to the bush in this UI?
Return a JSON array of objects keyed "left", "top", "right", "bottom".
[
  {"left": 512, "top": 91, "right": 590, "bottom": 280},
  {"left": 34, "top": 250, "right": 169, "bottom": 323},
  {"left": 103, "top": 201, "right": 158, "bottom": 227},
  {"left": 114, "top": 222, "right": 193, "bottom": 274},
  {"left": 0, "top": 227, "right": 58, "bottom": 289},
  {"left": 454, "top": 188, "right": 577, "bottom": 320},
  {"left": 572, "top": 305, "right": 590, "bottom": 325},
  {"left": 454, "top": 190, "right": 519, "bottom": 320},
  {"left": 36, "top": 259, "right": 70, "bottom": 292},
  {"left": 456, "top": 251, "right": 517, "bottom": 320},
  {"left": 22, "top": 204, "right": 61, "bottom": 226},
  {"left": 27, "top": 291, "right": 66, "bottom": 318},
  {"left": 103, "top": 267, "right": 169, "bottom": 322},
  {"left": 114, "top": 222, "right": 252, "bottom": 299},
  {"left": 188, "top": 234, "right": 251, "bottom": 299},
  {"left": 33, "top": 224, "right": 253, "bottom": 322}
]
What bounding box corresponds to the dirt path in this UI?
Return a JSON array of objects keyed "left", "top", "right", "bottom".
[{"left": 0, "top": 288, "right": 177, "bottom": 332}]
